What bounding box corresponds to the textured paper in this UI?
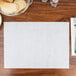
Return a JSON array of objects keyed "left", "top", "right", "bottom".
[
  {"left": 71, "top": 18, "right": 76, "bottom": 56},
  {"left": 4, "top": 22, "right": 69, "bottom": 68}
]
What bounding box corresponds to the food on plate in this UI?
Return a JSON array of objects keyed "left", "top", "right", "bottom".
[
  {"left": 4, "top": 0, "right": 14, "bottom": 3},
  {"left": 14, "top": 0, "right": 27, "bottom": 13},
  {"left": 0, "top": 0, "right": 27, "bottom": 15}
]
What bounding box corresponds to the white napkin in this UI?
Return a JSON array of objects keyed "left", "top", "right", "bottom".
[{"left": 4, "top": 22, "right": 69, "bottom": 68}]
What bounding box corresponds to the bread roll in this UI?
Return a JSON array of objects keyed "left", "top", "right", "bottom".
[
  {"left": 14, "top": 0, "right": 26, "bottom": 13},
  {"left": 0, "top": 1, "right": 18, "bottom": 15},
  {"left": 4, "top": 0, "right": 14, "bottom": 3},
  {"left": 0, "top": 0, "right": 27, "bottom": 15}
]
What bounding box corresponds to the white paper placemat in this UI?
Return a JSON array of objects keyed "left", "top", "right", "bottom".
[
  {"left": 71, "top": 18, "right": 76, "bottom": 56},
  {"left": 4, "top": 22, "right": 69, "bottom": 68}
]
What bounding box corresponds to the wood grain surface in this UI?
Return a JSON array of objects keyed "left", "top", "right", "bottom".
[{"left": 0, "top": 0, "right": 76, "bottom": 76}]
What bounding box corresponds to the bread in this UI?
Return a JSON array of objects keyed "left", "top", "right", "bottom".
[
  {"left": 0, "top": 1, "right": 18, "bottom": 15},
  {"left": 0, "top": 0, "right": 27, "bottom": 15},
  {"left": 14, "top": 0, "right": 26, "bottom": 13},
  {"left": 4, "top": 0, "right": 14, "bottom": 3}
]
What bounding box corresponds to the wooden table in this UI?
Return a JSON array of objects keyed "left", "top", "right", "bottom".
[{"left": 0, "top": 0, "right": 76, "bottom": 76}]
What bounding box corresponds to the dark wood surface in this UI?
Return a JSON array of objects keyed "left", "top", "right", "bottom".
[{"left": 0, "top": 0, "right": 76, "bottom": 76}]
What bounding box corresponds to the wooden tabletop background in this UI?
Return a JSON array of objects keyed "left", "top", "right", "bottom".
[{"left": 0, "top": 0, "right": 76, "bottom": 76}]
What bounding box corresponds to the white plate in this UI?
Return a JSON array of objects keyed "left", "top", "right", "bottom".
[{"left": 0, "top": 14, "right": 2, "bottom": 26}]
